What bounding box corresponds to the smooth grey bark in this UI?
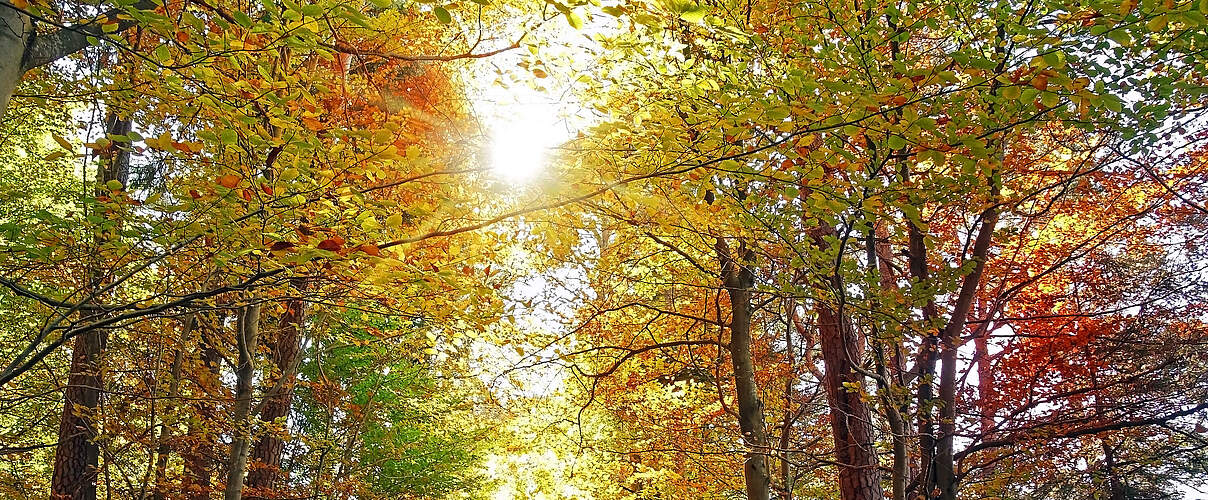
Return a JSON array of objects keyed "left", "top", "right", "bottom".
[
  {"left": 223, "top": 303, "right": 261, "bottom": 500},
  {"left": 0, "top": 1, "right": 151, "bottom": 117},
  {"left": 716, "top": 238, "right": 771, "bottom": 500},
  {"left": 0, "top": 5, "right": 32, "bottom": 118}
]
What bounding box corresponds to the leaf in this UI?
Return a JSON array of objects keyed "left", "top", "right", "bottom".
[
  {"left": 1147, "top": 14, "right": 1168, "bottom": 31},
  {"left": 679, "top": 5, "right": 707, "bottom": 23},
  {"left": 433, "top": 6, "right": 451, "bottom": 23},
  {"left": 216, "top": 175, "right": 241, "bottom": 189},
  {"left": 317, "top": 237, "right": 345, "bottom": 251},
  {"left": 269, "top": 241, "right": 296, "bottom": 252},
  {"left": 52, "top": 133, "right": 73, "bottom": 151},
  {"left": 357, "top": 243, "right": 382, "bottom": 256},
  {"left": 219, "top": 129, "right": 238, "bottom": 144},
  {"left": 566, "top": 11, "right": 584, "bottom": 29},
  {"left": 386, "top": 213, "right": 404, "bottom": 228}
]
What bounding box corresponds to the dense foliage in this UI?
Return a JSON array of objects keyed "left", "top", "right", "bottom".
[{"left": 0, "top": 0, "right": 1206, "bottom": 499}]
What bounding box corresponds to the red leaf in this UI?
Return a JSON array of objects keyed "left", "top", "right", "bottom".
[
  {"left": 317, "top": 237, "right": 344, "bottom": 251},
  {"left": 356, "top": 243, "right": 382, "bottom": 256},
  {"left": 269, "top": 241, "right": 296, "bottom": 252}
]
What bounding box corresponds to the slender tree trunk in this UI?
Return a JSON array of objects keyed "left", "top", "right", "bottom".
[
  {"left": 152, "top": 313, "right": 199, "bottom": 500},
  {"left": 182, "top": 337, "right": 222, "bottom": 500},
  {"left": 870, "top": 218, "right": 909, "bottom": 500},
  {"left": 716, "top": 238, "right": 770, "bottom": 500},
  {"left": 777, "top": 302, "right": 795, "bottom": 500},
  {"left": 51, "top": 114, "right": 130, "bottom": 500},
  {"left": 246, "top": 291, "right": 308, "bottom": 499},
  {"left": 224, "top": 304, "right": 261, "bottom": 500},
  {"left": 935, "top": 204, "right": 999, "bottom": 500}
]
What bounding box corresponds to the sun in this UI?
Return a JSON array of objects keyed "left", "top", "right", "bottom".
[{"left": 489, "top": 111, "right": 561, "bottom": 182}]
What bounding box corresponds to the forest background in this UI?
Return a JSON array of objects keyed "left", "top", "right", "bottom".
[{"left": 1, "top": 0, "right": 1207, "bottom": 498}]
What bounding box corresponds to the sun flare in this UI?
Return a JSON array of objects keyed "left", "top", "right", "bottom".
[{"left": 489, "top": 115, "right": 560, "bottom": 182}]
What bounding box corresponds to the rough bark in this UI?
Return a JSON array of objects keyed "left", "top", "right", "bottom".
[
  {"left": 246, "top": 293, "right": 308, "bottom": 499},
  {"left": 50, "top": 327, "right": 106, "bottom": 500},
  {"left": 224, "top": 304, "right": 261, "bottom": 500},
  {"left": 815, "top": 302, "right": 884, "bottom": 500},
  {"left": 808, "top": 225, "right": 883, "bottom": 500},
  {"left": 716, "top": 238, "right": 771, "bottom": 500},
  {"left": 50, "top": 114, "right": 130, "bottom": 500}
]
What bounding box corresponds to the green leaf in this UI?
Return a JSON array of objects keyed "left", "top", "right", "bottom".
[
  {"left": 232, "top": 10, "right": 254, "bottom": 27},
  {"left": 887, "top": 135, "right": 907, "bottom": 150},
  {"left": 432, "top": 6, "right": 451, "bottom": 23},
  {"left": 679, "top": 5, "right": 707, "bottom": 23}
]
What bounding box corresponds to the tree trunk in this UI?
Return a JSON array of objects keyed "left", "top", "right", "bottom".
[
  {"left": 716, "top": 238, "right": 770, "bottom": 500},
  {"left": 182, "top": 338, "right": 223, "bottom": 500},
  {"left": 935, "top": 205, "right": 999, "bottom": 500},
  {"left": 50, "top": 114, "right": 130, "bottom": 500},
  {"left": 807, "top": 222, "right": 883, "bottom": 500},
  {"left": 0, "top": 3, "right": 155, "bottom": 118},
  {"left": 0, "top": 7, "right": 33, "bottom": 118},
  {"left": 50, "top": 329, "right": 106, "bottom": 500},
  {"left": 224, "top": 304, "right": 261, "bottom": 500},
  {"left": 814, "top": 302, "right": 884, "bottom": 500},
  {"left": 246, "top": 293, "right": 308, "bottom": 499}
]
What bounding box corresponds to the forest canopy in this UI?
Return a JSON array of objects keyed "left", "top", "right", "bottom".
[{"left": 1, "top": 0, "right": 1207, "bottom": 499}]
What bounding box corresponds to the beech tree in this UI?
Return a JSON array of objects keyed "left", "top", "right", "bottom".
[{"left": 1, "top": 0, "right": 1206, "bottom": 498}]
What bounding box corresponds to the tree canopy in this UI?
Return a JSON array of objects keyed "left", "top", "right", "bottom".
[{"left": 1, "top": 0, "right": 1207, "bottom": 498}]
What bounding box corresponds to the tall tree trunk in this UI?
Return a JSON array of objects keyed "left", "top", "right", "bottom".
[
  {"left": 935, "top": 204, "right": 999, "bottom": 500},
  {"left": 182, "top": 337, "right": 223, "bottom": 500},
  {"left": 814, "top": 302, "right": 884, "bottom": 500},
  {"left": 51, "top": 114, "right": 130, "bottom": 500},
  {"left": 716, "top": 238, "right": 770, "bottom": 500},
  {"left": 246, "top": 291, "right": 308, "bottom": 499},
  {"left": 224, "top": 303, "right": 261, "bottom": 500},
  {"left": 808, "top": 223, "right": 883, "bottom": 500}
]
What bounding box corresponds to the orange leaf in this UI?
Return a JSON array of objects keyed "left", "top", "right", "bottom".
[{"left": 216, "top": 175, "right": 240, "bottom": 189}]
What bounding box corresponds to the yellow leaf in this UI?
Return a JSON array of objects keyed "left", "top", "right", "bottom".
[
  {"left": 386, "top": 213, "right": 403, "bottom": 228},
  {"left": 52, "top": 133, "right": 73, "bottom": 151}
]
